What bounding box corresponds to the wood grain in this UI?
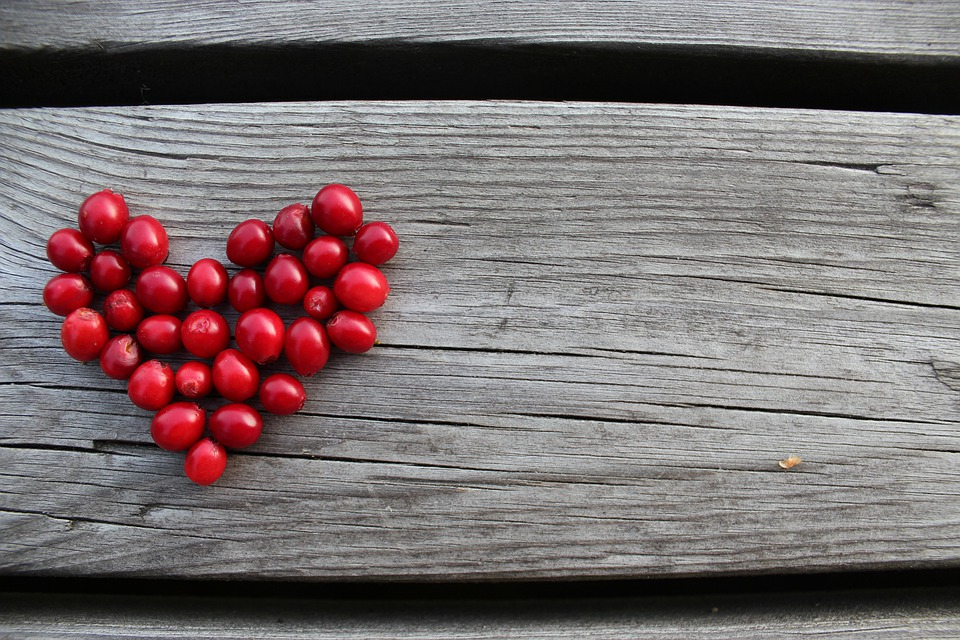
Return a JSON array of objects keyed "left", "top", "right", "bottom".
[{"left": 1, "top": 101, "right": 959, "bottom": 580}]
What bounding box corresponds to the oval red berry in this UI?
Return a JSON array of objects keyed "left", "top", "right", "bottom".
[
  {"left": 120, "top": 215, "right": 169, "bottom": 269},
  {"left": 60, "top": 307, "right": 109, "bottom": 362},
  {"left": 46, "top": 228, "right": 95, "bottom": 273},
  {"left": 79, "top": 189, "right": 129, "bottom": 245},
  {"left": 209, "top": 403, "right": 264, "bottom": 449},
  {"left": 184, "top": 437, "right": 227, "bottom": 486},
  {"left": 151, "top": 401, "right": 206, "bottom": 452}
]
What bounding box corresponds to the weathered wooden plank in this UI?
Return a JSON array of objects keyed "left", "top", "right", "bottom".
[
  {"left": 1, "top": 0, "right": 958, "bottom": 59},
  {"left": 0, "top": 101, "right": 959, "bottom": 580}
]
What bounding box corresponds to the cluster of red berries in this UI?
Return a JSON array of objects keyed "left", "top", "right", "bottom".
[{"left": 43, "top": 184, "right": 398, "bottom": 485}]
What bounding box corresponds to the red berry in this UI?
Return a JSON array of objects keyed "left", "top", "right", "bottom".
[
  {"left": 272, "top": 203, "right": 315, "bottom": 250},
  {"left": 327, "top": 310, "right": 377, "bottom": 353},
  {"left": 181, "top": 310, "right": 230, "bottom": 359},
  {"left": 235, "top": 308, "right": 285, "bottom": 365},
  {"left": 302, "top": 235, "right": 348, "bottom": 279},
  {"left": 151, "top": 401, "right": 206, "bottom": 452},
  {"left": 264, "top": 254, "right": 309, "bottom": 305},
  {"left": 43, "top": 273, "right": 94, "bottom": 317},
  {"left": 46, "top": 228, "right": 94, "bottom": 272},
  {"left": 353, "top": 221, "right": 399, "bottom": 265},
  {"left": 89, "top": 250, "right": 132, "bottom": 293},
  {"left": 103, "top": 289, "right": 145, "bottom": 332},
  {"left": 333, "top": 262, "right": 390, "bottom": 312},
  {"left": 227, "top": 268, "right": 266, "bottom": 313},
  {"left": 184, "top": 437, "right": 227, "bottom": 486},
  {"left": 212, "top": 349, "right": 260, "bottom": 402},
  {"left": 311, "top": 183, "right": 363, "bottom": 236},
  {"left": 259, "top": 373, "right": 307, "bottom": 415},
  {"left": 284, "top": 317, "right": 330, "bottom": 377},
  {"left": 136, "top": 265, "right": 188, "bottom": 314},
  {"left": 99, "top": 334, "right": 142, "bottom": 380},
  {"left": 209, "top": 403, "right": 263, "bottom": 449},
  {"left": 136, "top": 315, "right": 183, "bottom": 354},
  {"left": 303, "top": 285, "right": 338, "bottom": 321},
  {"left": 60, "top": 307, "right": 109, "bottom": 361},
  {"left": 186, "top": 258, "right": 228, "bottom": 307},
  {"left": 175, "top": 361, "right": 213, "bottom": 399},
  {"left": 127, "top": 359, "right": 175, "bottom": 411},
  {"left": 120, "top": 215, "right": 169, "bottom": 269},
  {"left": 78, "top": 189, "right": 129, "bottom": 245},
  {"left": 226, "top": 219, "right": 274, "bottom": 267}
]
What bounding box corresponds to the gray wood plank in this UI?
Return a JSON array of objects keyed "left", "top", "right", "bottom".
[
  {"left": 1, "top": 0, "right": 958, "bottom": 59},
  {"left": 0, "top": 101, "right": 959, "bottom": 580}
]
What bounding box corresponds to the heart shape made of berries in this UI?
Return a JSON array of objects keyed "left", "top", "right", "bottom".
[{"left": 44, "top": 184, "right": 399, "bottom": 485}]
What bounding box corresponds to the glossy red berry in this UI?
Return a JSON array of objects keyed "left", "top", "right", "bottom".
[
  {"left": 284, "top": 317, "right": 330, "bottom": 377},
  {"left": 272, "top": 203, "right": 315, "bottom": 250},
  {"left": 303, "top": 285, "right": 338, "bottom": 321},
  {"left": 99, "top": 334, "right": 143, "bottom": 380},
  {"left": 226, "top": 219, "right": 274, "bottom": 267},
  {"left": 353, "top": 221, "right": 399, "bottom": 265},
  {"left": 46, "top": 228, "right": 94, "bottom": 273},
  {"left": 227, "top": 268, "right": 266, "bottom": 313},
  {"left": 311, "top": 183, "right": 363, "bottom": 236},
  {"left": 79, "top": 189, "right": 129, "bottom": 245},
  {"left": 327, "top": 310, "right": 377, "bottom": 353},
  {"left": 136, "top": 265, "right": 188, "bottom": 314},
  {"left": 333, "top": 262, "right": 390, "bottom": 312},
  {"left": 151, "top": 402, "right": 206, "bottom": 452},
  {"left": 175, "top": 361, "right": 214, "bottom": 399},
  {"left": 264, "top": 254, "right": 309, "bottom": 305},
  {"left": 302, "top": 235, "right": 348, "bottom": 279},
  {"left": 186, "top": 258, "right": 228, "bottom": 307},
  {"left": 127, "top": 359, "right": 175, "bottom": 411},
  {"left": 181, "top": 310, "right": 230, "bottom": 359},
  {"left": 235, "top": 308, "right": 285, "bottom": 365},
  {"left": 89, "top": 250, "right": 131, "bottom": 293},
  {"left": 136, "top": 315, "right": 183, "bottom": 354},
  {"left": 43, "top": 273, "right": 94, "bottom": 317},
  {"left": 184, "top": 437, "right": 227, "bottom": 486},
  {"left": 259, "top": 373, "right": 307, "bottom": 415},
  {"left": 103, "top": 289, "right": 145, "bottom": 332},
  {"left": 120, "top": 215, "right": 169, "bottom": 269},
  {"left": 212, "top": 349, "right": 261, "bottom": 402},
  {"left": 61, "top": 307, "right": 109, "bottom": 361},
  {"left": 209, "top": 403, "right": 263, "bottom": 449}
]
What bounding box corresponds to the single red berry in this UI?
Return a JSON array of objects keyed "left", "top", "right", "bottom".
[
  {"left": 136, "top": 315, "right": 183, "bottom": 354},
  {"left": 43, "top": 273, "right": 94, "bottom": 317},
  {"left": 99, "top": 334, "right": 143, "bottom": 380},
  {"left": 226, "top": 219, "right": 274, "bottom": 267},
  {"left": 259, "top": 373, "right": 307, "bottom": 415},
  {"left": 212, "top": 348, "right": 260, "bottom": 402},
  {"left": 227, "top": 268, "right": 266, "bottom": 313},
  {"left": 327, "top": 310, "right": 377, "bottom": 353},
  {"left": 264, "top": 254, "right": 309, "bottom": 305},
  {"left": 79, "top": 189, "right": 129, "bottom": 245},
  {"left": 184, "top": 437, "right": 227, "bottom": 486},
  {"left": 89, "top": 250, "right": 132, "bottom": 293},
  {"left": 60, "top": 307, "right": 109, "bottom": 361},
  {"left": 284, "top": 317, "right": 330, "bottom": 377},
  {"left": 136, "top": 265, "right": 188, "bottom": 314},
  {"left": 46, "top": 228, "right": 95, "bottom": 273},
  {"left": 333, "top": 262, "right": 390, "bottom": 312},
  {"left": 235, "top": 308, "right": 285, "bottom": 365},
  {"left": 311, "top": 183, "right": 363, "bottom": 236},
  {"left": 302, "top": 235, "right": 348, "bottom": 279},
  {"left": 303, "top": 285, "right": 338, "bottom": 321},
  {"left": 103, "top": 289, "right": 145, "bottom": 332},
  {"left": 120, "top": 215, "right": 169, "bottom": 269},
  {"left": 175, "top": 361, "right": 214, "bottom": 399},
  {"left": 151, "top": 402, "right": 206, "bottom": 452},
  {"left": 181, "top": 309, "right": 230, "bottom": 359},
  {"left": 272, "top": 203, "right": 315, "bottom": 250},
  {"left": 186, "top": 258, "right": 228, "bottom": 307},
  {"left": 127, "top": 359, "right": 175, "bottom": 411},
  {"left": 209, "top": 403, "right": 264, "bottom": 449},
  {"left": 353, "top": 221, "right": 399, "bottom": 265}
]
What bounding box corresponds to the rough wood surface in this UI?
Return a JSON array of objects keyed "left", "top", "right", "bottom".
[
  {"left": 1, "top": 0, "right": 958, "bottom": 59},
  {"left": 1, "top": 101, "right": 959, "bottom": 580}
]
